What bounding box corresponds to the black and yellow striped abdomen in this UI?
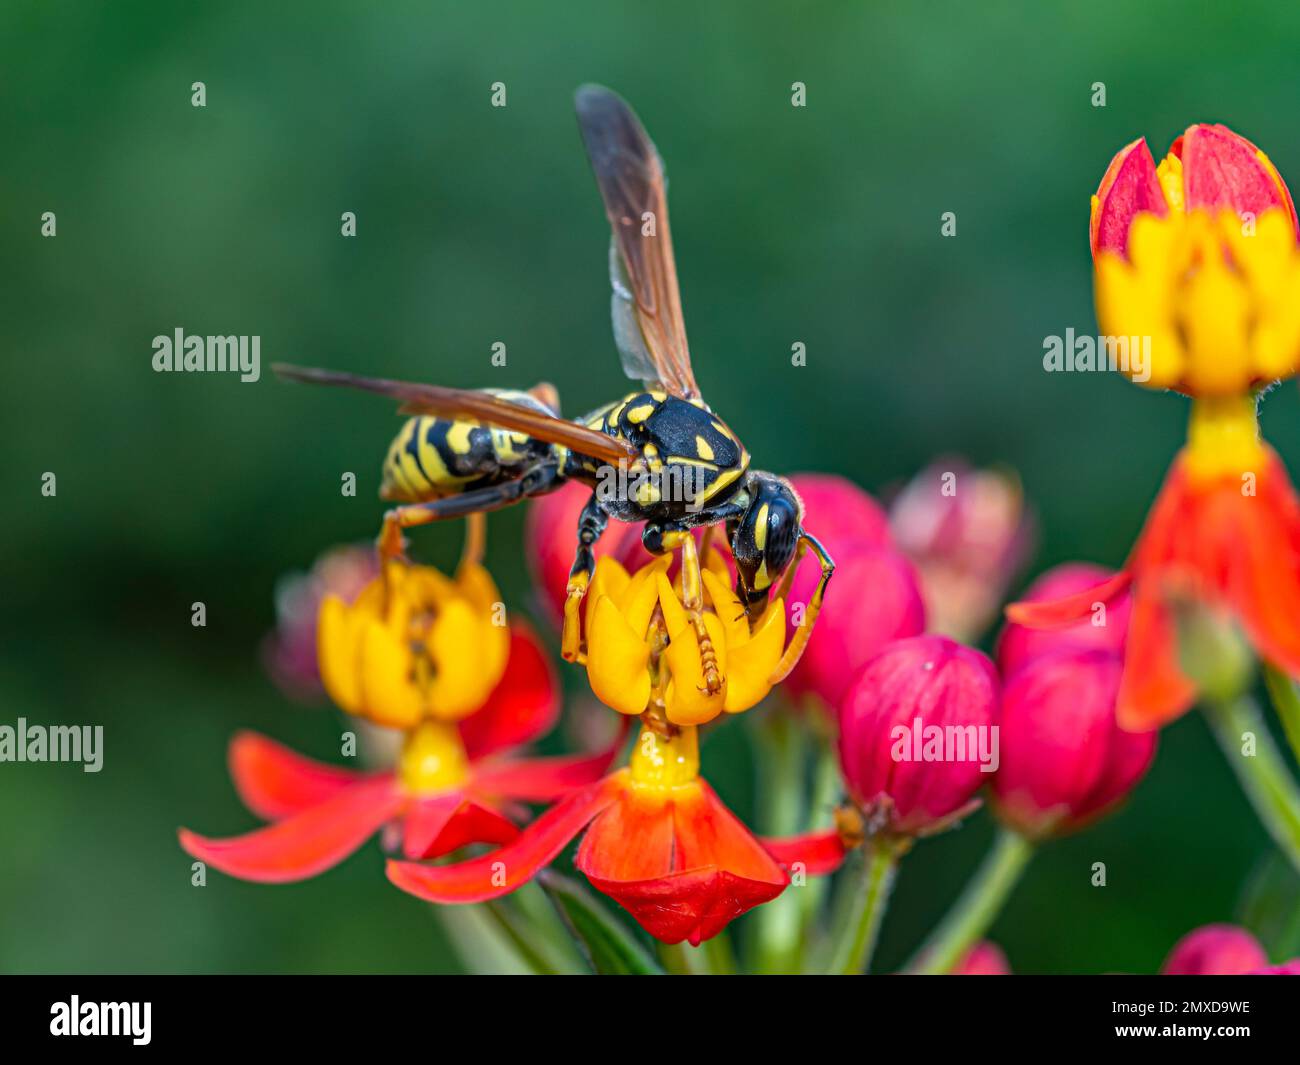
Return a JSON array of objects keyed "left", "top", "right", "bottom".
[{"left": 380, "top": 389, "right": 560, "bottom": 502}]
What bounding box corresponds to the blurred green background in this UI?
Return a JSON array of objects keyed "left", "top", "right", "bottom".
[{"left": 4, "top": 0, "right": 1300, "bottom": 973}]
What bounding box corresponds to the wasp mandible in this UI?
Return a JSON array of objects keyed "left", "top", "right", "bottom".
[{"left": 275, "top": 85, "right": 835, "bottom": 695}]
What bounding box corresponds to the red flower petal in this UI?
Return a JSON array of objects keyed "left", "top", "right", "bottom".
[
  {"left": 578, "top": 779, "right": 787, "bottom": 946},
  {"left": 575, "top": 778, "right": 678, "bottom": 882},
  {"left": 1110, "top": 448, "right": 1300, "bottom": 728},
  {"left": 401, "top": 795, "right": 519, "bottom": 860},
  {"left": 1091, "top": 137, "right": 1167, "bottom": 258},
  {"left": 458, "top": 622, "right": 559, "bottom": 761},
  {"left": 997, "top": 562, "right": 1131, "bottom": 677},
  {"left": 1004, "top": 570, "right": 1131, "bottom": 629},
  {"left": 762, "top": 828, "right": 848, "bottom": 877},
  {"left": 178, "top": 777, "right": 404, "bottom": 883},
  {"left": 1178, "top": 124, "right": 1296, "bottom": 237},
  {"left": 470, "top": 719, "right": 628, "bottom": 802},
  {"left": 385, "top": 774, "right": 623, "bottom": 903},
  {"left": 228, "top": 730, "right": 369, "bottom": 821},
  {"left": 1226, "top": 452, "right": 1300, "bottom": 677}
]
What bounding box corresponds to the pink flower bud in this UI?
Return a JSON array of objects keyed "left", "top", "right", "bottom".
[
  {"left": 790, "top": 473, "right": 894, "bottom": 556},
  {"left": 526, "top": 481, "right": 644, "bottom": 627},
  {"left": 889, "top": 459, "right": 1034, "bottom": 642},
  {"left": 997, "top": 562, "right": 1131, "bottom": 678},
  {"left": 992, "top": 648, "right": 1155, "bottom": 839},
  {"left": 954, "top": 941, "right": 1011, "bottom": 975},
  {"left": 1161, "top": 924, "right": 1269, "bottom": 975},
  {"left": 838, "top": 636, "right": 1000, "bottom": 837},
  {"left": 787, "top": 545, "right": 926, "bottom": 710},
  {"left": 1249, "top": 959, "right": 1300, "bottom": 975},
  {"left": 787, "top": 473, "right": 894, "bottom": 614}
]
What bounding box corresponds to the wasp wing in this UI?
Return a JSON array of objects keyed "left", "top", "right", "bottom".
[
  {"left": 575, "top": 84, "right": 700, "bottom": 401},
  {"left": 274, "top": 364, "right": 637, "bottom": 463}
]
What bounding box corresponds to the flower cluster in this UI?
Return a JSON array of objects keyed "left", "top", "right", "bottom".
[
  {"left": 178, "top": 118, "right": 1300, "bottom": 976},
  {"left": 181, "top": 552, "right": 619, "bottom": 881}
]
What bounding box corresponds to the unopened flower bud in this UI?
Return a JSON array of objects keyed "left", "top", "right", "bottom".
[
  {"left": 992, "top": 648, "right": 1156, "bottom": 840},
  {"left": 837, "top": 635, "right": 999, "bottom": 837},
  {"left": 1161, "top": 924, "right": 1269, "bottom": 975}
]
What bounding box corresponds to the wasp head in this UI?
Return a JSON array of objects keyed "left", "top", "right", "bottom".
[{"left": 730, "top": 472, "right": 803, "bottom": 607}]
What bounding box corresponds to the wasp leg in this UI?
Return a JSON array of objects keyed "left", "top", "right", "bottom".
[
  {"left": 561, "top": 493, "right": 610, "bottom": 666},
  {"left": 769, "top": 533, "right": 835, "bottom": 684},
  {"left": 459, "top": 512, "right": 486, "bottom": 573},
  {"left": 767, "top": 537, "right": 809, "bottom": 612},
  {"left": 377, "top": 465, "right": 559, "bottom": 560},
  {"left": 647, "top": 525, "right": 722, "bottom": 696}
]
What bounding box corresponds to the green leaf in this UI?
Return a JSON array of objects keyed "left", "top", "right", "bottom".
[
  {"left": 1237, "top": 850, "right": 1300, "bottom": 959},
  {"left": 1263, "top": 663, "right": 1300, "bottom": 769},
  {"left": 538, "top": 870, "right": 663, "bottom": 975}
]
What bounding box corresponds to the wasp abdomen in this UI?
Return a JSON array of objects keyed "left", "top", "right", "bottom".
[{"left": 380, "top": 389, "right": 557, "bottom": 502}]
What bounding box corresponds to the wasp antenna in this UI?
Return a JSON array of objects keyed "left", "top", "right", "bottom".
[
  {"left": 272, "top": 363, "right": 361, "bottom": 388},
  {"left": 274, "top": 362, "right": 325, "bottom": 382}
]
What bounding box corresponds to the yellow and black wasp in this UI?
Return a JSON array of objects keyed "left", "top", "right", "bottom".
[{"left": 275, "top": 85, "right": 835, "bottom": 694}]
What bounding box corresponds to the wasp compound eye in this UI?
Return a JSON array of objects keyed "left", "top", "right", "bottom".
[{"left": 764, "top": 495, "right": 800, "bottom": 576}]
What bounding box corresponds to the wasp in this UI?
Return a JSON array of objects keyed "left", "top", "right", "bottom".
[{"left": 276, "top": 85, "right": 835, "bottom": 694}]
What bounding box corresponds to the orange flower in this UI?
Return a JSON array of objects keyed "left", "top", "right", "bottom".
[
  {"left": 1091, "top": 123, "right": 1300, "bottom": 396},
  {"left": 182, "top": 554, "right": 622, "bottom": 881},
  {"left": 1010, "top": 124, "right": 1300, "bottom": 729},
  {"left": 1010, "top": 409, "right": 1300, "bottom": 730},
  {"left": 180, "top": 624, "right": 622, "bottom": 881},
  {"left": 386, "top": 720, "right": 845, "bottom": 945}
]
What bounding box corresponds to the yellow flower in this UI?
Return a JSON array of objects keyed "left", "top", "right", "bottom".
[
  {"left": 318, "top": 558, "right": 509, "bottom": 728},
  {"left": 1095, "top": 205, "right": 1300, "bottom": 396},
  {"left": 583, "top": 551, "right": 786, "bottom": 725}
]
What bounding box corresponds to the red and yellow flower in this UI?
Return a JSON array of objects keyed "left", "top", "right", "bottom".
[
  {"left": 1010, "top": 123, "right": 1300, "bottom": 730},
  {"left": 1091, "top": 123, "right": 1300, "bottom": 395},
  {"left": 386, "top": 552, "right": 845, "bottom": 945},
  {"left": 387, "top": 717, "right": 844, "bottom": 945},
  {"left": 180, "top": 559, "right": 618, "bottom": 880}
]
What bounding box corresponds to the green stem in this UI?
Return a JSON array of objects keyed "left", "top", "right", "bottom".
[
  {"left": 827, "top": 841, "right": 900, "bottom": 975},
  {"left": 797, "top": 743, "right": 841, "bottom": 935},
  {"left": 907, "top": 826, "right": 1034, "bottom": 975},
  {"left": 1205, "top": 693, "right": 1300, "bottom": 876},
  {"left": 481, "top": 898, "right": 572, "bottom": 975},
  {"left": 511, "top": 880, "right": 587, "bottom": 972},
  {"left": 658, "top": 932, "right": 736, "bottom": 976},
  {"left": 751, "top": 711, "right": 808, "bottom": 974},
  {"left": 434, "top": 904, "right": 537, "bottom": 975},
  {"left": 1263, "top": 663, "right": 1300, "bottom": 771}
]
